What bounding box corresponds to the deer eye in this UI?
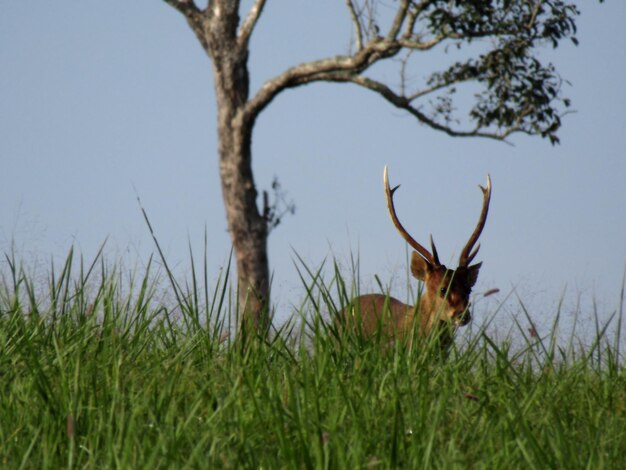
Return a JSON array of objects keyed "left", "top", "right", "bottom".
[{"left": 439, "top": 287, "right": 447, "bottom": 297}]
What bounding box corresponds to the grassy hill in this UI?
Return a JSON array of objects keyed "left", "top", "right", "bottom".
[{"left": 1, "top": 250, "right": 625, "bottom": 468}]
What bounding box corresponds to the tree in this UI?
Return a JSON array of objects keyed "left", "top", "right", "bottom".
[{"left": 163, "top": 0, "right": 579, "bottom": 332}]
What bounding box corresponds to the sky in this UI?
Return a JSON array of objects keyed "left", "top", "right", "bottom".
[{"left": 1, "top": 1, "right": 625, "bottom": 341}]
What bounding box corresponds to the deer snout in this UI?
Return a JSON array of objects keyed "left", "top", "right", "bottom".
[{"left": 454, "top": 307, "right": 472, "bottom": 326}]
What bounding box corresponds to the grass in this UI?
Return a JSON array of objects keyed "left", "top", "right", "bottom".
[{"left": 1, "top": 248, "right": 625, "bottom": 469}]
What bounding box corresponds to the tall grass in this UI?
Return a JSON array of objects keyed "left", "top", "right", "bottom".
[{"left": 1, "top": 248, "right": 625, "bottom": 469}]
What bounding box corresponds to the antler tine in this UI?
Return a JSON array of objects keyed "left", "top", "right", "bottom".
[
  {"left": 384, "top": 166, "right": 437, "bottom": 266},
  {"left": 459, "top": 174, "right": 492, "bottom": 267},
  {"left": 429, "top": 234, "right": 441, "bottom": 266},
  {"left": 465, "top": 242, "right": 480, "bottom": 265}
]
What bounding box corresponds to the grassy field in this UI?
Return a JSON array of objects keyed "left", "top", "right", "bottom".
[{"left": 1, "top": 249, "right": 625, "bottom": 469}]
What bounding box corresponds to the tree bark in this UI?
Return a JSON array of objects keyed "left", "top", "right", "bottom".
[
  {"left": 217, "top": 115, "right": 269, "bottom": 332},
  {"left": 207, "top": 1, "right": 270, "bottom": 331}
]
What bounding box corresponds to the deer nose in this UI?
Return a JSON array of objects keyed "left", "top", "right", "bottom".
[{"left": 454, "top": 308, "right": 472, "bottom": 326}]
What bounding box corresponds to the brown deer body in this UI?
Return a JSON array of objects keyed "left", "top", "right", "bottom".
[{"left": 341, "top": 167, "right": 491, "bottom": 347}]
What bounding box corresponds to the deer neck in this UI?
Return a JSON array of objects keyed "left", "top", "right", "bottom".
[{"left": 417, "top": 292, "right": 443, "bottom": 335}]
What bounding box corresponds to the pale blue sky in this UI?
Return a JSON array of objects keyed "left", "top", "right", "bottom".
[{"left": 1, "top": 2, "right": 625, "bottom": 336}]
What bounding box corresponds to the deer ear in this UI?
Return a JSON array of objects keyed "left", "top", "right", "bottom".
[
  {"left": 410, "top": 252, "right": 431, "bottom": 281},
  {"left": 466, "top": 262, "right": 482, "bottom": 288}
]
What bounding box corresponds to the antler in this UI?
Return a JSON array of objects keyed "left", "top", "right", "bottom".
[
  {"left": 459, "top": 175, "right": 492, "bottom": 267},
  {"left": 384, "top": 166, "right": 440, "bottom": 266}
]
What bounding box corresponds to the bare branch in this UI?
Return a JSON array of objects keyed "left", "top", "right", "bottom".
[
  {"left": 387, "top": 0, "right": 411, "bottom": 40},
  {"left": 404, "top": 63, "right": 481, "bottom": 102},
  {"left": 402, "top": 1, "right": 429, "bottom": 40},
  {"left": 380, "top": 1, "right": 451, "bottom": 52},
  {"left": 398, "top": 34, "right": 447, "bottom": 51},
  {"left": 398, "top": 50, "right": 413, "bottom": 97},
  {"left": 162, "top": 0, "right": 211, "bottom": 53},
  {"left": 345, "top": 0, "right": 364, "bottom": 51},
  {"left": 238, "top": 0, "right": 267, "bottom": 47},
  {"left": 402, "top": 6, "right": 419, "bottom": 40},
  {"left": 163, "top": 0, "right": 199, "bottom": 16},
  {"left": 244, "top": 37, "right": 400, "bottom": 121},
  {"left": 405, "top": 81, "right": 455, "bottom": 102},
  {"left": 342, "top": 75, "right": 520, "bottom": 141}
]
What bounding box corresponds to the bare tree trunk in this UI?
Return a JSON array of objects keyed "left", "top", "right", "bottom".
[
  {"left": 209, "top": 8, "right": 270, "bottom": 332},
  {"left": 217, "top": 115, "right": 269, "bottom": 332},
  {"left": 216, "top": 101, "right": 269, "bottom": 331}
]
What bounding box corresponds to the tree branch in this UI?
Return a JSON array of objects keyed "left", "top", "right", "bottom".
[
  {"left": 402, "top": 4, "right": 420, "bottom": 40},
  {"left": 243, "top": 13, "right": 449, "bottom": 125},
  {"left": 353, "top": 75, "right": 526, "bottom": 140},
  {"left": 162, "top": 0, "right": 212, "bottom": 54},
  {"left": 244, "top": 37, "right": 400, "bottom": 122},
  {"left": 345, "top": 0, "right": 364, "bottom": 51},
  {"left": 324, "top": 73, "right": 522, "bottom": 142},
  {"left": 387, "top": 0, "right": 411, "bottom": 40},
  {"left": 163, "top": 0, "right": 199, "bottom": 16},
  {"left": 398, "top": 34, "right": 447, "bottom": 51},
  {"left": 238, "top": 0, "right": 267, "bottom": 48},
  {"left": 239, "top": 0, "right": 576, "bottom": 143}
]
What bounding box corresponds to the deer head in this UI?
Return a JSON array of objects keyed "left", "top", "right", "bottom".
[
  {"left": 340, "top": 167, "right": 491, "bottom": 344},
  {"left": 384, "top": 165, "right": 491, "bottom": 332}
]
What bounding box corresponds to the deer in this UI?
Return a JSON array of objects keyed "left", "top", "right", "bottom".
[{"left": 339, "top": 166, "right": 492, "bottom": 349}]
